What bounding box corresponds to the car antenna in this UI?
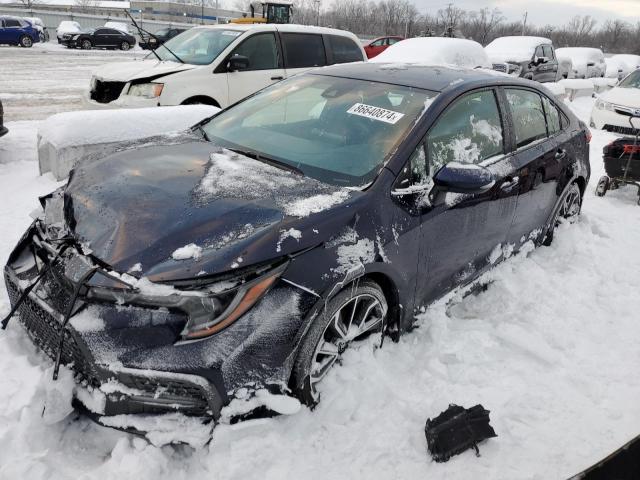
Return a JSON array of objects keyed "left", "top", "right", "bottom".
[{"left": 125, "top": 10, "right": 184, "bottom": 64}]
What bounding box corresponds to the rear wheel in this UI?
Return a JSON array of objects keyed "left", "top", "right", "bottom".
[
  {"left": 595, "top": 176, "right": 610, "bottom": 197},
  {"left": 81, "top": 39, "right": 92, "bottom": 50},
  {"left": 120, "top": 41, "right": 130, "bottom": 51},
  {"left": 19, "top": 35, "right": 33, "bottom": 48},
  {"left": 543, "top": 182, "right": 582, "bottom": 246},
  {"left": 291, "top": 280, "right": 388, "bottom": 406}
]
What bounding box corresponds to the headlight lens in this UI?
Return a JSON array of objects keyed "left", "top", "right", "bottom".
[
  {"left": 128, "top": 82, "right": 164, "bottom": 98},
  {"left": 86, "top": 262, "right": 287, "bottom": 340},
  {"left": 596, "top": 99, "right": 614, "bottom": 111}
]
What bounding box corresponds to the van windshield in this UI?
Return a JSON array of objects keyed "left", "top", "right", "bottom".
[{"left": 151, "top": 28, "right": 242, "bottom": 65}]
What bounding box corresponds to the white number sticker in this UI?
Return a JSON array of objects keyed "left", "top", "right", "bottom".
[
  {"left": 222, "top": 31, "right": 241, "bottom": 36},
  {"left": 346, "top": 103, "right": 405, "bottom": 124}
]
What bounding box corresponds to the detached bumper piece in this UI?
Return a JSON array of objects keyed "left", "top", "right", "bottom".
[{"left": 425, "top": 404, "right": 497, "bottom": 463}]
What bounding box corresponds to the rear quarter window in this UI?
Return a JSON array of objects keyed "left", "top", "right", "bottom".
[
  {"left": 328, "top": 35, "right": 363, "bottom": 64},
  {"left": 282, "top": 33, "right": 326, "bottom": 68}
]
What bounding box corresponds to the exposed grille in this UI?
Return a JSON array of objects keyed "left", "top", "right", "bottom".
[
  {"left": 603, "top": 124, "right": 639, "bottom": 136},
  {"left": 90, "top": 80, "right": 126, "bottom": 104},
  {"left": 492, "top": 63, "right": 507, "bottom": 73},
  {"left": 5, "top": 275, "right": 100, "bottom": 387}
]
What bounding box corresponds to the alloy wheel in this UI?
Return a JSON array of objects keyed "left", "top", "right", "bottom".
[{"left": 309, "top": 293, "right": 385, "bottom": 400}]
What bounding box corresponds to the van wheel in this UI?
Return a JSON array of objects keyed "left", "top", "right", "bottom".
[
  {"left": 291, "top": 280, "right": 388, "bottom": 407},
  {"left": 19, "top": 35, "right": 33, "bottom": 48},
  {"left": 120, "top": 41, "right": 130, "bottom": 51}
]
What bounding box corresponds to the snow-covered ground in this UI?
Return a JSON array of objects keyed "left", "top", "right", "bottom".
[{"left": 1, "top": 47, "right": 640, "bottom": 479}]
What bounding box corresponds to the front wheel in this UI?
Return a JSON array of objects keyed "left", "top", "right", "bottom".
[
  {"left": 19, "top": 35, "right": 33, "bottom": 48},
  {"left": 291, "top": 280, "right": 388, "bottom": 406},
  {"left": 543, "top": 182, "right": 582, "bottom": 246},
  {"left": 120, "top": 41, "right": 130, "bottom": 51},
  {"left": 81, "top": 39, "right": 92, "bottom": 50}
]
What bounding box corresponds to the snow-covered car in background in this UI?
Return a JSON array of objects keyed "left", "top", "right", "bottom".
[
  {"left": 370, "top": 37, "right": 491, "bottom": 69},
  {"left": 363, "top": 35, "right": 404, "bottom": 59},
  {"left": 23, "top": 17, "right": 49, "bottom": 43},
  {"left": 485, "top": 36, "right": 558, "bottom": 83},
  {"left": 88, "top": 23, "right": 365, "bottom": 109},
  {"left": 0, "top": 16, "right": 39, "bottom": 47},
  {"left": 557, "top": 56, "right": 573, "bottom": 80},
  {"left": 555, "top": 47, "right": 605, "bottom": 79},
  {"left": 0, "top": 99, "right": 7, "bottom": 138},
  {"left": 56, "top": 20, "right": 81, "bottom": 44},
  {"left": 591, "top": 69, "right": 640, "bottom": 135},
  {"left": 605, "top": 54, "right": 640, "bottom": 81},
  {"left": 4, "top": 63, "right": 590, "bottom": 425},
  {"left": 104, "top": 21, "right": 130, "bottom": 34}
]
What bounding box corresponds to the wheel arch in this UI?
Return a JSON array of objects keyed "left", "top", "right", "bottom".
[{"left": 181, "top": 95, "right": 221, "bottom": 108}]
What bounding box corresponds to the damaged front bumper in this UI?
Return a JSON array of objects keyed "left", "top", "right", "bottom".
[{"left": 4, "top": 223, "right": 225, "bottom": 421}]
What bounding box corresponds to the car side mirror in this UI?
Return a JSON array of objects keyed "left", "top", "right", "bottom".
[
  {"left": 534, "top": 56, "right": 548, "bottom": 65},
  {"left": 433, "top": 162, "right": 495, "bottom": 194},
  {"left": 228, "top": 54, "right": 250, "bottom": 72}
]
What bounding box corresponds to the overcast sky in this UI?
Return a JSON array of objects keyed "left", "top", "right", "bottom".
[{"left": 412, "top": 0, "right": 640, "bottom": 27}]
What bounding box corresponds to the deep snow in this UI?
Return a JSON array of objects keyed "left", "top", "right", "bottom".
[{"left": 1, "top": 49, "right": 640, "bottom": 479}]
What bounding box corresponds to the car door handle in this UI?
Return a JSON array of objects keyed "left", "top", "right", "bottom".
[
  {"left": 555, "top": 149, "right": 567, "bottom": 161},
  {"left": 270, "top": 76, "right": 284, "bottom": 81},
  {"left": 500, "top": 177, "right": 519, "bottom": 191}
]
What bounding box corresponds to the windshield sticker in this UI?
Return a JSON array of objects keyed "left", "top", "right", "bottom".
[
  {"left": 222, "top": 31, "right": 242, "bottom": 36},
  {"left": 347, "top": 103, "right": 405, "bottom": 124}
]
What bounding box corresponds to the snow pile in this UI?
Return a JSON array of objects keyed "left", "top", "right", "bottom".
[
  {"left": 284, "top": 190, "right": 351, "bottom": 217},
  {"left": 221, "top": 389, "right": 302, "bottom": 422},
  {"left": 558, "top": 78, "right": 594, "bottom": 100},
  {"left": 371, "top": 37, "right": 490, "bottom": 69},
  {"left": 541, "top": 82, "right": 566, "bottom": 98},
  {"left": 485, "top": 36, "right": 551, "bottom": 63},
  {"left": 37, "top": 105, "right": 218, "bottom": 180},
  {"left": 171, "top": 243, "right": 203, "bottom": 261}
]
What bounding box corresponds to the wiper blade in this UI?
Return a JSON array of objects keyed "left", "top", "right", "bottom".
[
  {"left": 125, "top": 9, "right": 184, "bottom": 64},
  {"left": 195, "top": 124, "right": 209, "bottom": 141},
  {"left": 227, "top": 148, "right": 303, "bottom": 176}
]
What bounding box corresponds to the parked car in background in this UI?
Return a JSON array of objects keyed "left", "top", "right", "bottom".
[
  {"left": 56, "top": 20, "right": 81, "bottom": 44},
  {"left": 371, "top": 37, "right": 491, "bottom": 69},
  {"left": 139, "top": 27, "right": 187, "bottom": 50},
  {"left": 104, "top": 21, "right": 130, "bottom": 34},
  {"left": 485, "top": 36, "right": 558, "bottom": 83},
  {"left": 363, "top": 35, "right": 403, "bottom": 59},
  {"left": 591, "top": 69, "right": 640, "bottom": 135},
  {"left": 555, "top": 47, "right": 605, "bottom": 78},
  {"left": 0, "top": 16, "right": 39, "bottom": 47},
  {"left": 605, "top": 54, "right": 640, "bottom": 81},
  {"left": 556, "top": 56, "right": 573, "bottom": 80},
  {"left": 24, "top": 17, "right": 49, "bottom": 43},
  {"left": 89, "top": 24, "right": 365, "bottom": 108},
  {"left": 66, "top": 27, "right": 136, "bottom": 50},
  {"left": 5, "top": 63, "right": 590, "bottom": 421},
  {"left": 0, "top": 99, "right": 7, "bottom": 138}
]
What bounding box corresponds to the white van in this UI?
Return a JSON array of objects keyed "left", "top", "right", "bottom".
[{"left": 88, "top": 23, "right": 365, "bottom": 109}]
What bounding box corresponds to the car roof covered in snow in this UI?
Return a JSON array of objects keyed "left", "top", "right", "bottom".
[{"left": 311, "top": 62, "right": 519, "bottom": 93}]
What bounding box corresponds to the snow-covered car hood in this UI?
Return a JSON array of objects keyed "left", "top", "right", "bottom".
[
  {"left": 63, "top": 140, "right": 357, "bottom": 282},
  {"left": 92, "top": 59, "right": 197, "bottom": 83},
  {"left": 601, "top": 87, "right": 640, "bottom": 108}
]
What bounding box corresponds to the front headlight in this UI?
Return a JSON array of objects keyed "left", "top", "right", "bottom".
[
  {"left": 128, "top": 82, "right": 164, "bottom": 98},
  {"left": 72, "top": 34, "right": 80, "bottom": 40},
  {"left": 508, "top": 64, "right": 522, "bottom": 76},
  {"left": 86, "top": 261, "right": 287, "bottom": 341},
  {"left": 595, "top": 99, "right": 614, "bottom": 111}
]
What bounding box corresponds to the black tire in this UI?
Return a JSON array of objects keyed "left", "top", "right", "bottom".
[
  {"left": 291, "top": 280, "right": 388, "bottom": 406},
  {"left": 19, "top": 35, "right": 33, "bottom": 48},
  {"left": 595, "top": 176, "right": 610, "bottom": 197},
  {"left": 120, "top": 41, "right": 130, "bottom": 51},
  {"left": 543, "top": 182, "right": 582, "bottom": 246},
  {"left": 81, "top": 39, "right": 92, "bottom": 50}
]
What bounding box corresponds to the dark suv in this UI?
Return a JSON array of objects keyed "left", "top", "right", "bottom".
[
  {"left": 486, "top": 36, "right": 559, "bottom": 83},
  {"left": 139, "top": 27, "right": 186, "bottom": 50}
]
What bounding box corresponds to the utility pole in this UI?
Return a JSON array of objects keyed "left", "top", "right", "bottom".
[
  {"left": 314, "top": 0, "right": 321, "bottom": 26},
  {"left": 522, "top": 11, "right": 528, "bottom": 36},
  {"left": 201, "top": 0, "right": 205, "bottom": 25},
  {"left": 215, "top": 0, "right": 219, "bottom": 24}
]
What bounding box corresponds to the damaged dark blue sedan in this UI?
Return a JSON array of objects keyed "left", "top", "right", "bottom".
[{"left": 3, "top": 64, "right": 590, "bottom": 424}]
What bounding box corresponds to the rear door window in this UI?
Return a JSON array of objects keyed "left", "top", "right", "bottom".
[
  {"left": 5, "top": 19, "right": 21, "bottom": 28},
  {"left": 229, "top": 32, "right": 280, "bottom": 70},
  {"left": 427, "top": 89, "right": 504, "bottom": 173},
  {"left": 541, "top": 95, "right": 561, "bottom": 135},
  {"left": 506, "top": 89, "right": 548, "bottom": 148},
  {"left": 328, "top": 35, "right": 363, "bottom": 64},
  {"left": 282, "top": 33, "right": 326, "bottom": 68}
]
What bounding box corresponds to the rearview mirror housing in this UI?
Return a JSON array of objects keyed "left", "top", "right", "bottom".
[
  {"left": 433, "top": 162, "right": 495, "bottom": 194},
  {"left": 228, "top": 54, "right": 250, "bottom": 72}
]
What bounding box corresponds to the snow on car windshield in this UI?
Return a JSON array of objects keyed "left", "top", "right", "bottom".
[
  {"left": 619, "top": 70, "right": 640, "bottom": 88},
  {"left": 202, "top": 74, "right": 437, "bottom": 187},
  {"left": 152, "top": 28, "right": 242, "bottom": 65}
]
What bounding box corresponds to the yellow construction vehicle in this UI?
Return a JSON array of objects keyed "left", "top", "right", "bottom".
[{"left": 231, "top": 1, "right": 293, "bottom": 24}]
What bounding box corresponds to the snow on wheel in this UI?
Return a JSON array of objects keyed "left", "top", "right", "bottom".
[
  {"left": 543, "top": 182, "right": 582, "bottom": 246},
  {"left": 120, "top": 41, "right": 130, "bottom": 51},
  {"left": 595, "top": 176, "right": 610, "bottom": 197},
  {"left": 291, "top": 280, "right": 387, "bottom": 406},
  {"left": 19, "top": 36, "right": 33, "bottom": 48},
  {"left": 81, "top": 39, "right": 92, "bottom": 50}
]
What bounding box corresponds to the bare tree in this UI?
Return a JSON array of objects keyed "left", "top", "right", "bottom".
[
  {"left": 466, "top": 8, "right": 504, "bottom": 45},
  {"left": 17, "top": 0, "right": 37, "bottom": 8},
  {"left": 75, "top": 0, "right": 97, "bottom": 12}
]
